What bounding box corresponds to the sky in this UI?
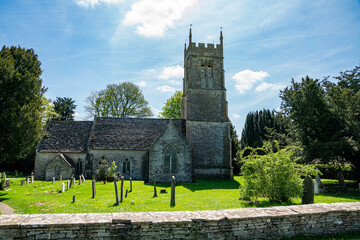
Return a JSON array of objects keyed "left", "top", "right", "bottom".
[{"left": 1, "top": 0, "right": 360, "bottom": 136}]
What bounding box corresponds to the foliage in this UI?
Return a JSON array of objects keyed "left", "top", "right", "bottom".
[
  {"left": 108, "top": 161, "right": 117, "bottom": 181},
  {"left": 280, "top": 66, "right": 360, "bottom": 180},
  {"left": 159, "top": 91, "right": 183, "bottom": 119},
  {"left": 96, "top": 159, "right": 109, "bottom": 181},
  {"left": 41, "top": 96, "right": 58, "bottom": 126},
  {"left": 0, "top": 172, "right": 6, "bottom": 190},
  {"left": 53, "top": 97, "right": 76, "bottom": 121},
  {"left": 230, "top": 123, "right": 241, "bottom": 174},
  {"left": 0, "top": 46, "right": 46, "bottom": 164},
  {"left": 240, "top": 141, "right": 317, "bottom": 202},
  {"left": 314, "top": 163, "right": 356, "bottom": 180},
  {"left": 85, "top": 82, "right": 152, "bottom": 118}
]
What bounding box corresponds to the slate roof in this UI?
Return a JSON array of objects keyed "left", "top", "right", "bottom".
[
  {"left": 37, "top": 118, "right": 186, "bottom": 152},
  {"left": 89, "top": 118, "right": 186, "bottom": 150},
  {"left": 38, "top": 121, "right": 93, "bottom": 153}
]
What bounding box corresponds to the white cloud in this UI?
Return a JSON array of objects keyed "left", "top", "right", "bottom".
[
  {"left": 75, "top": 0, "right": 122, "bottom": 7},
  {"left": 232, "top": 113, "right": 240, "bottom": 119},
  {"left": 232, "top": 69, "right": 270, "bottom": 93},
  {"left": 169, "top": 80, "right": 182, "bottom": 85},
  {"left": 150, "top": 105, "right": 161, "bottom": 118},
  {"left": 159, "top": 65, "right": 184, "bottom": 79},
  {"left": 207, "top": 35, "right": 215, "bottom": 40},
  {"left": 138, "top": 81, "right": 147, "bottom": 87},
  {"left": 255, "top": 82, "right": 284, "bottom": 92},
  {"left": 122, "top": 0, "right": 197, "bottom": 37},
  {"left": 156, "top": 85, "right": 176, "bottom": 93}
]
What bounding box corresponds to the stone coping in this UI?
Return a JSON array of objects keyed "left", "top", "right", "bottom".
[{"left": 0, "top": 202, "right": 359, "bottom": 229}]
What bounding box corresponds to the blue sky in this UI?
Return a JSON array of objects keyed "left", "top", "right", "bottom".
[{"left": 1, "top": 0, "right": 360, "bottom": 135}]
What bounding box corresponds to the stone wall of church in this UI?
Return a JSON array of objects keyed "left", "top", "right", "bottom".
[
  {"left": 149, "top": 123, "right": 192, "bottom": 183},
  {"left": 34, "top": 152, "right": 87, "bottom": 180},
  {"left": 186, "top": 120, "right": 232, "bottom": 179},
  {"left": 45, "top": 156, "right": 73, "bottom": 181},
  {"left": 88, "top": 150, "right": 148, "bottom": 180}
]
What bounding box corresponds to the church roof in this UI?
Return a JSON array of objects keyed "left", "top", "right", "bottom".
[
  {"left": 37, "top": 118, "right": 186, "bottom": 152},
  {"left": 89, "top": 118, "right": 186, "bottom": 150},
  {"left": 38, "top": 121, "right": 93, "bottom": 153}
]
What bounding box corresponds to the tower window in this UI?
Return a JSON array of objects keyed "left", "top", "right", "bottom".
[
  {"left": 201, "top": 65, "right": 205, "bottom": 88},
  {"left": 122, "top": 158, "right": 130, "bottom": 174},
  {"left": 164, "top": 145, "right": 177, "bottom": 171},
  {"left": 207, "top": 66, "right": 212, "bottom": 88}
]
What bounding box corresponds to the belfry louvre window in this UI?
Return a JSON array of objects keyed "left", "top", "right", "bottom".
[{"left": 164, "top": 145, "right": 177, "bottom": 171}]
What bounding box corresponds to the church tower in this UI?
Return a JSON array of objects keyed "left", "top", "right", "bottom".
[{"left": 182, "top": 28, "right": 233, "bottom": 179}]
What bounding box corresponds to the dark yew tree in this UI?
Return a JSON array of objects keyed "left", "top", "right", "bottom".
[
  {"left": 0, "top": 46, "right": 46, "bottom": 164},
  {"left": 53, "top": 97, "right": 76, "bottom": 121}
]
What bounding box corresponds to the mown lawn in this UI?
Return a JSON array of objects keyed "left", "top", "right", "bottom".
[{"left": 0, "top": 176, "right": 359, "bottom": 214}]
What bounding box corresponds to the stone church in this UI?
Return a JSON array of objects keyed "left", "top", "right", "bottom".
[{"left": 34, "top": 30, "right": 233, "bottom": 182}]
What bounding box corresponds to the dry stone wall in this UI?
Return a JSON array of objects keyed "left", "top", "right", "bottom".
[{"left": 1, "top": 203, "right": 360, "bottom": 239}]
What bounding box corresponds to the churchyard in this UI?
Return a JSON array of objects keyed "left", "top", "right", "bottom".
[{"left": 0, "top": 175, "right": 359, "bottom": 215}]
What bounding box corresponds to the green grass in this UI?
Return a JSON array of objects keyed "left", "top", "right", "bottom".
[{"left": 0, "top": 176, "right": 359, "bottom": 214}]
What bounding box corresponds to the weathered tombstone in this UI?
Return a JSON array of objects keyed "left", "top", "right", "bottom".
[
  {"left": 153, "top": 175, "right": 157, "bottom": 198},
  {"left": 170, "top": 176, "right": 176, "bottom": 206},
  {"left": 60, "top": 175, "right": 62, "bottom": 181},
  {"left": 79, "top": 177, "right": 82, "bottom": 185},
  {"left": 61, "top": 183, "right": 65, "bottom": 193},
  {"left": 26, "top": 177, "right": 29, "bottom": 185},
  {"left": 313, "top": 181, "right": 320, "bottom": 195},
  {"left": 337, "top": 172, "right": 346, "bottom": 188},
  {"left": 316, "top": 172, "right": 322, "bottom": 188},
  {"left": 82, "top": 174, "right": 86, "bottom": 182},
  {"left": 31, "top": 175, "right": 34, "bottom": 183},
  {"left": 125, "top": 189, "right": 128, "bottom": 198},
  {"left": 129, "top": 178, "right": 132, "bottom": 192},
  {"left": 114, "top": 178, "right": 119, "bottom": 205},
  {"left": 92, "top": 175, "right": 96, "bottom": 198},
  {"left": 72, "top": 177, "right": 75, "bottom": 187},
  {"left": 160, "top": 189, "right": 167, "bottom": 194},
  {"left": 302, "top": 175, "right": 314, "bottom": 204},
  {"left": 52, "top": 177, "right": 55, "bottom": 184},
  {"left": 73, "top": 195, "right": 76, "bottom": 203},
  {"left": 21, "top": 179, "right": 24, "bottom": 186},
  {"left": 120, "top": 176, "right": 124, "bottom": 202},
  {"left": 67, "top": 180, "right": 70, "bottom": 190}
]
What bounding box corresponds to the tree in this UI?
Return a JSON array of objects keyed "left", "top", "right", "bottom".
[
  {"left": 53, "top": 97, "right": 76, "bottom": 121},
  {"left": 230, "top": 123, "right": 241, "bottom": 174},
  {"left": 0, "top": 46, "right": 46, "bottom": 164},
  {"left": 85, "top": 82, "right": 153, "bottom": 118},
  {"left": 159, "top": 91, "right": 183, "bottom": 119},
  {"left": 41, "top": 96, "right": 58, "bottom": 126}
]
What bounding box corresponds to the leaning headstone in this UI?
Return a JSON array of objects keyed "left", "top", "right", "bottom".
[
  {"left": 129, "top": 178, "right": 132, "bottom": 192},
  {"left": 26, "top": 177, "right": 29, "bottom": 185},
  {"left": 114, "top": 178, "right": 119, "bottom": 205},
  {"left": 337, "top": 172, "right": 346, "bottom": 188},
  {"left": 153, "top": 175, "right": 157, "bottom": 198},
  {"left": 82, "top": 174, "right": 86, "bottom": 182},
  {"left": 67, "top": 180, "right": 70, "bottom": 190},
  {"left": 125, "top": 189, "right": 128, "bottom": 198},
  {"left": 60, "top": 175, "right": 62, "bottom": 181},
  {"left": 79, "top": 177, "right": 82, "bottom": 185},
  {"left": 316, "top": 172, "right": 322, "bottom": 188},
  {"left": 92, "top": 175, "right": 96, "bottom": 198},
  {"left": 21, "top": 179, "right": 25, "bottom": 186},
  {"left": 120, "top": 176, "right": 124, "bottom": 202},
  {"left": 302, "top": 175, "right": 314, "bottom": 204},
  {"left": 61, "top": 183, "right": 65, "bottom": 193},
  {"left": 314, "top": 181, "right": 320, "bottom": 195},
  {"left": 52, "top": 177, "right": 55, "bottom": 184},
  {"left": 170, "top": 176, "right": 176, "bottom": 206}
]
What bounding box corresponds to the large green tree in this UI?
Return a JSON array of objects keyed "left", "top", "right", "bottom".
[
  {"left": 41, "top": 96, "right": 58, "bottom": 126},
  {"left": 53, "top": 97, "right": 76, "bottom": 121},
  {"left": 0, "top": 46, "right": 46, "bottom": 164},
  {"left": 159, "top": 91, "right": 183, "bottom": 119},
  {"left": 85, "top": 82, "right": 152, "bottom": 118}
]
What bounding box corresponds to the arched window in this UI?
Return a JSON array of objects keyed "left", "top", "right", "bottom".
[
  {"left": 200, "top": 65, "right": 205, "bottom": 88},
  {"left": 207, "top": 65, "right": 212, "bottom": 88},
  {"left": 164, "top": 145, "right": 177, "bottom": 171},
  {"left": 122, "top": 158, "right": 130, "bottom": 174},
  {"left": 76, "top": 160, "right": 83, "bottom": 174}
]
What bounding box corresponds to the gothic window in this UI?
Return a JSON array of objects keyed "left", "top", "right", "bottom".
[
  {"left": 76, "top": 159, "right": 83, "bottom": 175},
  {"left": 122, "top": 158, "right": 130, "bottom": 174},
  {"left": 201, "top": 65, "right": 205, "bottom": 88},
  {"left": 207, "top": 65, "right": 213, "bottom": 88},
  {"left": 164, "top": 145, "right": 177, "bottom": 171}
]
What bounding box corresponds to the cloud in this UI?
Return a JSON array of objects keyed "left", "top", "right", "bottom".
[
  {"left": 169, "top": 80, "right": 182, "bottom": 85},
  {"left": 122, "top": 0, "right": 197, "bottom": 37},
  {"left": 255, "top": 82, "right": 284, "bottom": 92},
  {"left": 75, "top": 0, "right": 122, "bottom": 7},
  {"left": 159, "top": 65, "right": 184, "bottom": 79},
  {"left": 138, "top": 81, "right": 147, "bottom": 87},
  {"left": 156, "top": 85, "right": 176, "bottom": 93},
  {"left": 232, "top": 114, "right": 240, "bottom": 119},
  {"left": 232, "top": 69, "right": 270, "bottom": 93},
  {"left": 150, "top": 105, "right": 161, "bottom": 118}
]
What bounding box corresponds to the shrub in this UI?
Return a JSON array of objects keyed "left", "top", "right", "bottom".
[
  {"left": 96, "top": 159, "right": 109, "bottom": 181},
  {"left": 107, "top": 161, "right": 117, "bottom": 181},
  {"left": 240, "top": 141, "right": 317, "bottom": 203}
]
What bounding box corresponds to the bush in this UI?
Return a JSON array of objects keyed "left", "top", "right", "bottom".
[
  {"left": 96, "top": 159, "right": 109, "bottom": 181},
  {"left": 107, "top": 161, "right": 117, "bottom": 181},
  {"left": 314, "top": 163, "right": 355, "bottom": 180},
  {"left": 240, "top": 141, "right": 317, "bottom": 203},
  {"left": 0, "top": 172, "right": 7, "bottom": 190}
]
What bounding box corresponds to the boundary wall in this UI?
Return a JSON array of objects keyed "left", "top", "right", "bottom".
[{"left": 0, "top": 203, "right": 360, "bottom": 239}]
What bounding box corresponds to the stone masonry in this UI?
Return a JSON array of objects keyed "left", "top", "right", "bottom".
[{"left": 1, "top": 203, "right": 360, "bottom": 239}]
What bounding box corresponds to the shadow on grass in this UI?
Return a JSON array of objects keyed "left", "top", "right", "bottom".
[
  {"left": 0, "top": 192, "right": 10, "bottom": 202},
  {"left": 145, "top": 178, "right": 240, "bottom": 192}
]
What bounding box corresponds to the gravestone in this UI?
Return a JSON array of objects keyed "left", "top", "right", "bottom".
[
  {"left": 302, "top": 175, "right": 314, "bottom": 204},
  {"left": 72, "top": 177, "right": 75, "bottom": 187},
  {"left": 314, "top": 181, "right": 320, "bottom": 195},
  {"left": 131, "top": 200, "right": 134, "bottom": 205},
  {"left": 153, "top": 175, "right": 157, "bottom": 198},
  {"left": 73, "top": 195, "right": 75, "bottom": 203},
  {"left": 26, "top": 177, "right": 29, "bottom": 185},
  {"left": 316, "top": 172, "right": 322, "bottom": 188},
  {"left": 120, "top": 176, "right": 124, "bottom": 202},
  {"left": 160, "top": 189, "right": 167, "bottom": 194},
  {"left": 21, "top": 179, "right": 24, "bottom": 186},
  {"left": 125, "top": 189, "right": 128, "bottom": 198},
  {"left": 60, "top": 175, "right": 62, "bottom": 181},
  {"left": 170, "top": 176, "right": 176, "bottom": 206},
  {"left": 79, "top": 177, "right": 82, "bottom": 185},
  {"left": 92, "top": 175, "right": 96, "bottom": 198},
  {"left": 61, "top": 183, "right": 65, "bottom": 193},
  {"left": 114, "top": 178, "right": 119, "bottom": 205},
  {"left": 67, "top": 180, "right": 70, "bottom": 190},
  {"left": 82, "top": 174, "right": 86, "bottom": 182},
  {"left": 337, "top": 172, "right": 346, "bottom": 188},
  {"left": 52, "top": 177, "right": 55, "bottom": 184},
  {"left": 31, "top": 175, "right": 34, "bottom": 183},
  {"left": 129, "top": 178, "right": 132, "bottom": 192}
]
